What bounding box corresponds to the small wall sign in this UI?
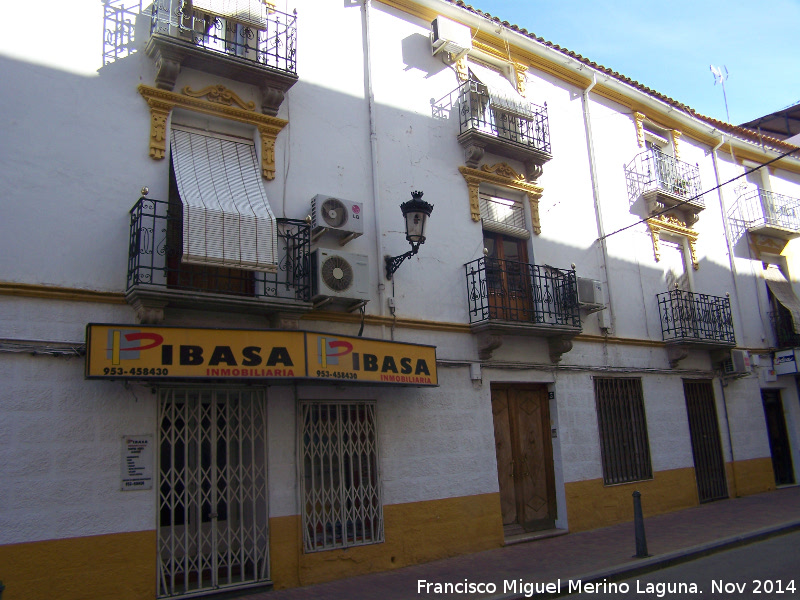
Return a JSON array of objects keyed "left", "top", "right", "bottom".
[{"left": 121, "top": 435, "right": 153, "bottom": 491}]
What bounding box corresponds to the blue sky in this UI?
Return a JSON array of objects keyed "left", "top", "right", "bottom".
[{"left": 463, "top": 0, "right": 800, "bottom": 126}]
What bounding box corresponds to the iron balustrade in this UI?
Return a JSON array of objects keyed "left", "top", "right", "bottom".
[
  {"left": 150, "top": 0, "right": 297, "bottom": 73},
  {"left": 625, "top": 148, "right": 702, "bottom": 205},
  {"left": 769, "top": 310, "right": 800, "bottom": 349},
  {"left": 465, "top": 257, "right": 580, "bottom": 327},
  {"left": 128, "top": 196, "right": 311, "bottom": 301},
  {"left": 103, "top": 0, "right": 142, "bottom": 65},
  {"left": 433, "top": 81, "right": 551, "bottom": 154},
  {"left": 657, "top": 289, "right": 735, "bottom": 344},
  {"left": 728, "top": 188, "right": 800, "bottom": 233}
]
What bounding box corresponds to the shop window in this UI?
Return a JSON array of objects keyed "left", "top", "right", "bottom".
[
  {"left": 300, "top": 402, "right": 383, "bottom": 552},
  {"left": 594, "top": 377, "right": 653, "bottom": 485}
]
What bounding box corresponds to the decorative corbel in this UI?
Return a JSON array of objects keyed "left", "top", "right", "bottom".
[
  {"left": 547, "top": 336, "right": 573, "bottom": 363},
  {"left": 513, "top": 62, "right": 528, "bottom": 96},
  {"left": 634, "top": 112, "right": 646, "bottom": 148},
  {"left": 455, "top": 55, "right": 469, "bottom": 81},
  {"left": 666, "top": 344, "right": 689, "bottom": 368},
  {"left": 671, "top": 130, "right": 682, "bottom": 160},
  {"left": 477, "top": 333, "right": 502, "bottom": 360},
  {"left": 257, "top": 126, "right": 278, "bottom": 180},
  {"left": 145, "top": 98, "right": 172, "bottom": 159}
]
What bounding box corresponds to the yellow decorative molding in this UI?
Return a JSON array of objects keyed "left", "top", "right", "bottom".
[
  {"left": 748, "top": 232, "right": 789, "bottom": 259},
  {"left": 671, "top": 130, "right": 682, "bottom": 160},
  {"left": 634, "top": 112, "right": 646, "bottom": 148},
  {"left": 181, "top": 84, "right": 256, "bottom": 111},
  {"left": 455, "top": 55, "right": 468, "bottom": 81},
  {"left": 0, "top": 281, "right": 126, "bottom": 304},
  {"left": 459, "top": 164, "right": 543, "bottom": 234},
  {"left": 647, "top": 215, "right": 699, "bottom": 270},
  {"left": 138, "top": 84, "right": 288, "bottom": 180},
  {"left": 513, "top": 62, "right": 528, "bottom": 96},
  {"left": 472, "top": 39, "right": 510, "bottom": 63}
]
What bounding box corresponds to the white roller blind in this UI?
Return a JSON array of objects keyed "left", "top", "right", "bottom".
[
  {"left": 765, "top": 265, "right": 800, "bottom": 333},
  {"left": 190, "top": 0, "right": 270, "bottom": 27},
  {"left": 170, "top": 127, "right": 278, "bottom": 271},
  {"left": 479, "top": 194, "right": 529, "bottom": 239}
]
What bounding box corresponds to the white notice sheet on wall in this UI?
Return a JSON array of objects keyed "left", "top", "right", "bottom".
[{"left": 121, "top": 435, "right": 154, "bottom": 491}]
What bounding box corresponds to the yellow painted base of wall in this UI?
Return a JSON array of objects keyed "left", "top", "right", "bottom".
[
  {"left": 726, "top": 457, "right": 776, "bottom": 497},
  {"left": 0, "top": 530, "right": 156, "bottom": 600},
  {"left": 270, "top": 493, "right": 504, "bottom": 590},
  {"left": 565, "top": 467, "right": 700, "bottom": 532}
]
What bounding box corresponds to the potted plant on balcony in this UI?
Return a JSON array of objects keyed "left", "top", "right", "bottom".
[{"left": 672, "top": 177, "right": 690, "bottom": 197}]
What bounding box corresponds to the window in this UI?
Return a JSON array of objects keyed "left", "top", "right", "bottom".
[
  {"left": 594, "top": 378, "right": 653, "bottom": 485},
  {"left": 300, "top": 402, "right": 383, "bottom": 552}
]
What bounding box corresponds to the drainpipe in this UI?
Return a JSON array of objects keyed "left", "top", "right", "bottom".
[
  {"left": 711, "top": 134, "right": 750, "bottom": 344},
  {"left": 582, "top": 72, "right": 615, "bottom": 333},
  {"left": 718, "top": 380, "right": 739, "bottom": 497},
  {"left": 362, "top": 0, "right": 387, "bottom": 339}
]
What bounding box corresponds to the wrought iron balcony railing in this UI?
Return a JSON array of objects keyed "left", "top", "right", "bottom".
[
  {"left": 465, "top": 257, "right": 580, "bottom": 327},
  {"left": 625, "top": 149, "right": 702, "bottom": 206},
  {"left": 769, "top": 310, "right": 800, "bottom": 349},
  {"left": 657, "top": 289, "right": 735, "bottom": 345},
  {"left": 128, "top": 196, "right": 311, "bottom": 301},
  {"left": 728, "top": 188, "right": 800, "bottom": 236},
  {"left": 434, "top": 80, "right": 551, "bottom": 155},
  {"left": 150, "top": 0, "right": 297, "bottom": 74}
]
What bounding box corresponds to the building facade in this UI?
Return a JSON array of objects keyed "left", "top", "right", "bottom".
[{"left": 1, "top": 0, "right": 800, "bottom": 598}]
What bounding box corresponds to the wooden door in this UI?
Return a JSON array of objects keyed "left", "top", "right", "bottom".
[
  {"left": 683, "top": 380, "right": 728, "bottom": 502},
  {"left": 762, "top": 389, "right": 796, "bottom": 486},
  {"left": 492, "top": 385, "right": 556, "bottom": 533},
  {"left": 484, "top": 233, "right": 533, "bottom": 322}
]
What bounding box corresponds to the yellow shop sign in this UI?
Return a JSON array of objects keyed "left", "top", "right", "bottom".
[{"left": 85, "top": 324, "right": 437, "bottom": 386}]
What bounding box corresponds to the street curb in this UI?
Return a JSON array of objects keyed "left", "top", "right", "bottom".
[{"left": 488, "top": 520, "right": 800, "bottom": 599}]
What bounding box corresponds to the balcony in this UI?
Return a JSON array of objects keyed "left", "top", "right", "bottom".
[
  {"left": 434, "top": 80, "right": 551, "bottom": 178},
  {"left": 728, "top": 188, "right": 800, "bottom": 241},
  {"left": 625, "top": 149, "right": 703, "bottom": 226},
  {"left": 145, "top": 0, "right": 298, "bottom": 115},
  {"left": 465, "top": 257, "right": 581, "bottom": 362},
  {"left": 126, "top": 196, "right": 312, "bottom": 323},
  {"left": 657, "top": 289, "right": 735, "bottom": 367},
  {"left": 770, "top": 310, "right": 800, "bottom": 349}
]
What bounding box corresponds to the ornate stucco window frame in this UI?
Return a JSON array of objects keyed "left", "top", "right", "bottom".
[
  {"left": 647, "top": 215, "right": 699, "bottom": 270},
  {"left": 138, "top": 83, "right": 288, "bottom": 179},
  {"left": 458, "top": 163, "right": 544, "bottom": 234}
]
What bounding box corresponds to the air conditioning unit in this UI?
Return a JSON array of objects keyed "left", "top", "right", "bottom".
[
  {"left": 310, "top": 195, "right": 364, "bottom": 245},
  {"left": 312, "top": 249, "right": 370, "bottom": 307},
  {"left": 431, "top": 16, "right": 471, "bottom": 60},
  {"left": 721, "top": 349, "right": 752, "bottom": 377},
  {"left": 577, "top": 277, "right": 605, "bottom": 312}
]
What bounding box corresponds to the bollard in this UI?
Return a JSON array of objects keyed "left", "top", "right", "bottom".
[{"left": 632, "top": 490, "right": 649, "bottom": 558}]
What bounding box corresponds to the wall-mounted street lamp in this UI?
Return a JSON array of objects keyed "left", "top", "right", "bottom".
[{"left": 385, "top": 191, "right": 434, "bottom": 280}]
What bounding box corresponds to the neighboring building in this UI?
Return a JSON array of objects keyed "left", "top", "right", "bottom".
[{"left": 1, "top": 0, "right": 800, "bottom": 598}]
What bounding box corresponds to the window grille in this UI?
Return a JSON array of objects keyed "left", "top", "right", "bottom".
[
  {"left": 593, "top": 378, "right": 653, "bottom": 485},
  {"left": 300, "top": 402, "right": 383, "bottom": 552}
]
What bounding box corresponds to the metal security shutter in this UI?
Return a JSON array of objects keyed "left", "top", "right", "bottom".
[
  {"left": 300, "top": 402, "right": 383, "bottom": 552},
  {"left": 170, "top": 127, "right": 278, "bottom": 271}
]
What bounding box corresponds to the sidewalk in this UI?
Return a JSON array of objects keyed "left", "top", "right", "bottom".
[{"left": 239, "top": 486, "right": 800, "bottom": 600}]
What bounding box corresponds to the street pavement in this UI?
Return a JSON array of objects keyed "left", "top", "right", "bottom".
[{"left": 236, "top": 486, "right": 800, "bottom": 600}]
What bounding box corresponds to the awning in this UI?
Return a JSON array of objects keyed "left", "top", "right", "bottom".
[
  {"left": 468, "top": 62, "right": 535, "bottom": 118},
  {"left": 170, "top": 126, "right": 278, "bottom": 271},
  {"left": 190, "top": 0, "right": 270, "bottom": 28},
  {"left": 765, "top": 265, "right": 800, "bottom": 332}
]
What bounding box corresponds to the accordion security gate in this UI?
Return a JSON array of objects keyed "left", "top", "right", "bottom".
[
  {"left": 158, "top": 389, "right": 269, "bottom": 598},
  {"left": 300, "top": 402, "right": 383, "bottom": 552}
]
